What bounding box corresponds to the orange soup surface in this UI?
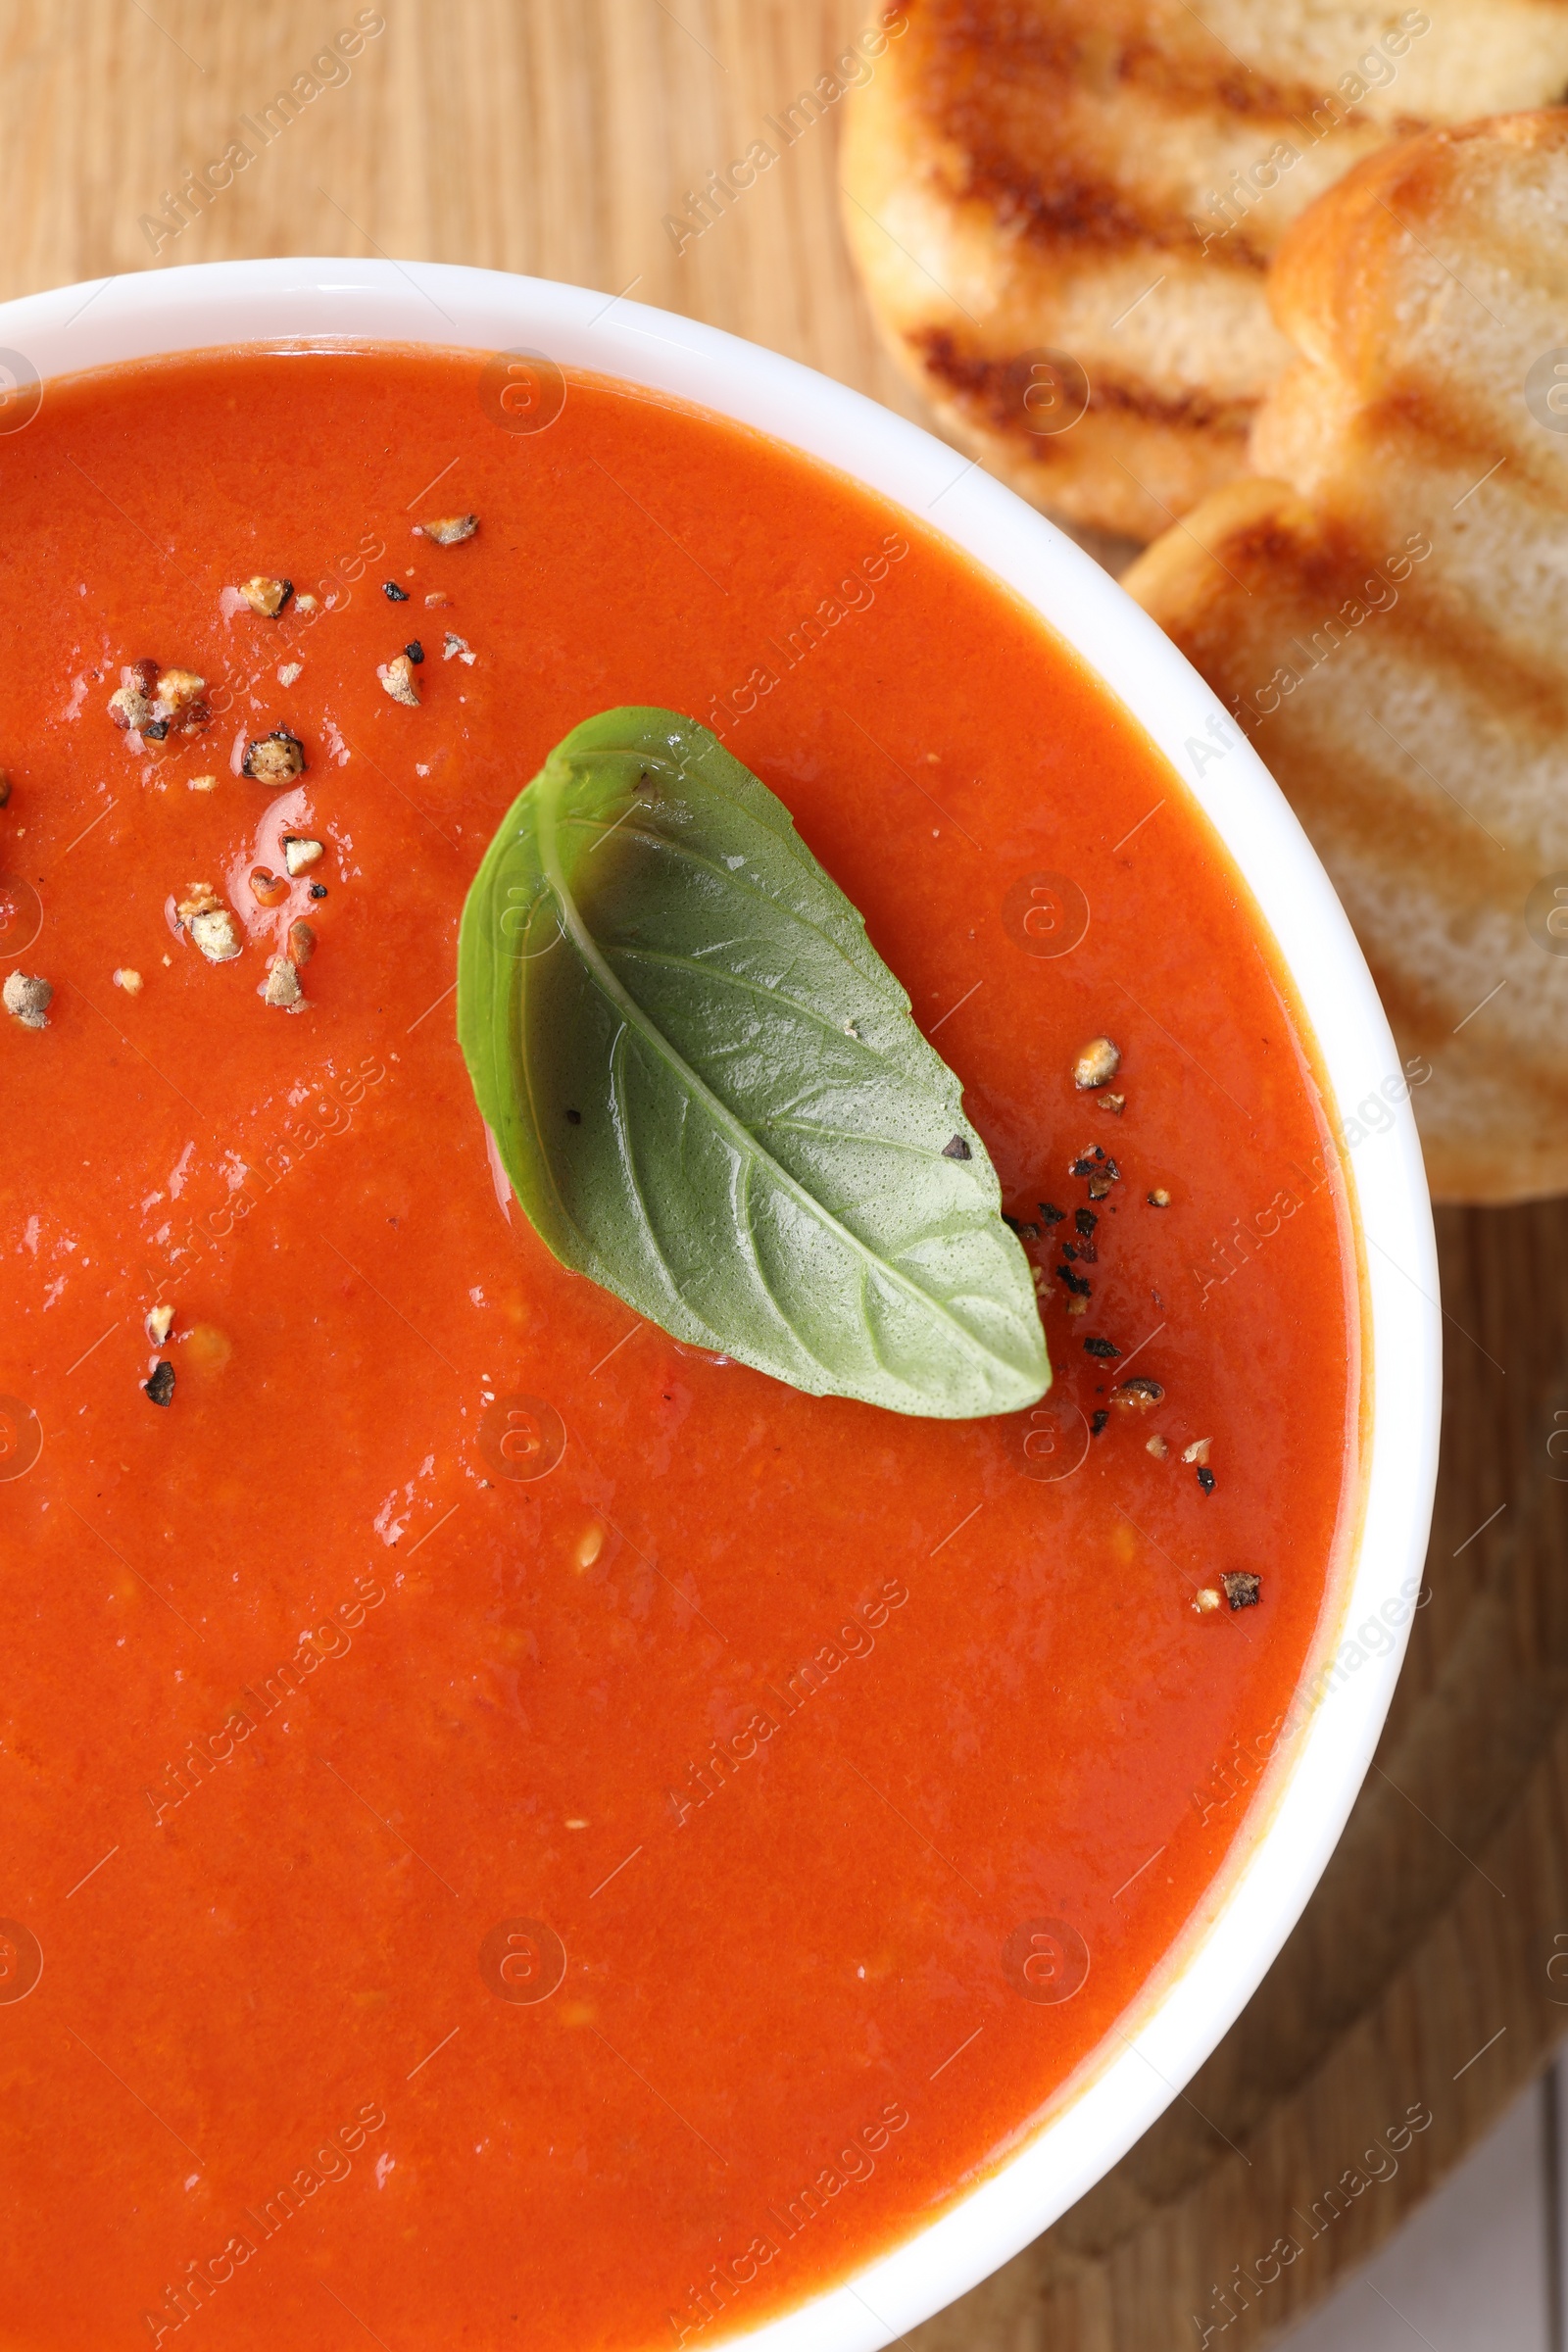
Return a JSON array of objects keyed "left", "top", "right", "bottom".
[{"left": 0, "top": 348, "right": 1358, "bottom": 2351}]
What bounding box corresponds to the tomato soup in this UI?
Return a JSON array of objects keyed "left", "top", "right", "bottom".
[{"left": 0, "top": 348, "right": 1358, "bottom": 2350}]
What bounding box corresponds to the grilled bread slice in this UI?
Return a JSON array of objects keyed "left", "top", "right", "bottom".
[
  {"left": 841, "top": 4, "right": 1568, "bottom": 542},
  {"left": 1124, "top": 111, "right": 1568, "bottom": 1202}
]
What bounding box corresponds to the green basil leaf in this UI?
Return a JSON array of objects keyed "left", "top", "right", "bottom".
[{"left": 458, "top": 707, "right": 1050, "bottom": 1419}]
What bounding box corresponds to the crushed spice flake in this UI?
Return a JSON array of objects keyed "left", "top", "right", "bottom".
[
  {"left": 564, "top": 1107, "right": 583, "bottom": 1126},
  {"left": 178, "top": 889, "right": 241, "bottom": 962},
  {"left": 1146, "top": 1433, "right": 1169, "bottom": 1459},
  {"left": 1090, "top": 1409, "right": 1109, "bottom": 1436},
  {"left": 1222, "top": 1570, "right": 1260, "bottom": 1609},
  {"left": 418, "top": 514, "right": 479, "bottom": 545},
  {"left": 3, "top": 970, "right": 52, "bottom": 1028},
  {"left": 1056, "top": 1264, "right": 1092, "bottom": 1297},
  {"left": 240, "top": 576, "right": 293, "bottom": 618},
  {"left": 308, "top": 881, "right": 328, "bottom": 900},
  {"left": 242, "top": 729, "right": 306, "bottom": 783},
  {"left": 443, "top": 631, "right": 476, "bottom": 664},
  {"left": 377, "top": 653, "right": 421, "bottom": 706},
  {"left": 405, "top": 640, "right": 425, "bottom": 664},
  {"left": 144, "top": 1359, "right": 175, "bottom": 1407},
  {"left": 188, "top": 909, "right": 242, "bottom": 962},
  {"left": 1073, "top": 1036, "right": 1121, "bottom": 1091},
  {"left": 1148, "top": 1187, "right": 1171, "bottom": 1206},
  {"left": 287, "top": 918, "right": 316, "bottom": 965},
  {"left": 1110, "top": 1377, "right": 1164, "bottom": 1410},
  {"left": 144, "top": 680, "right": 196, "bottom": 735},
  {"left": 1074, "top": 1206, "right": 1098, "bottom": 1237},
  {"left": 263, "top": 956, "right": 304, "bottom": 1009},
  {"left": 1083, "top": 1335, "right": 1121, "bottom": 1359},
  {"left": 282, "top": 834, "right": 323, "bottom": 877},
  {"left": 1193, "top": 1587, "right": 1222, "bottom": 1615},
  {"left": 1066, "top": 1295, "right": 1089, "bottom": 1316},
  {"left": 1197, "top": 1466, "right": 1217, "bottom": 1495},
  {"left": 107, "top": 670, "right": 154, "bottom": 732},
  {"left": 154, "top": 668, "right": 206, "bottom": 718},
  {"left": 1070, "top": 1146, "right": 1121, "bottom": 1200},
  {"left": 1182, "top": 1437, "right": 1211, "bottom": 1465},
  {"left": 941, "top": 1135, "right": 971, "bottom": 1160},
  {"left": 113, "top": 967, "right": 142, "bottom": 995},
  {"left": 423, "top": 590, "right": 452, "bottom": 608},
  {"left": 382, "top": 580, "right": 411, "bottom": 602},
  {"left": 1039, "top": 1202, "right": 1065, "bottom": 1228},
  {"left": 109, "top": 661, "right": 210, "bottom": 741},
  {"left": 146, "top": 1303, "right": 174, "bottom": 1345},
  {"left": 1099, "top": 1093, "right": 1126, "bottom": 1115}
]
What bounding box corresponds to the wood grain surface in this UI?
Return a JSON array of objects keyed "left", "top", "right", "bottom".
[{"left": 12, "top": 5, "right": 1567, "bottom": 2344}]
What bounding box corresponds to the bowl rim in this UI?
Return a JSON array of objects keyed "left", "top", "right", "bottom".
[{"left": 2, "top": 258, "right": 1443, "bottom": 2350}]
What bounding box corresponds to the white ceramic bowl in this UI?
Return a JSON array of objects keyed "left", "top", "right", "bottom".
[{"left": 5, "top": 259, "right": 1442, "bottom": 2347}]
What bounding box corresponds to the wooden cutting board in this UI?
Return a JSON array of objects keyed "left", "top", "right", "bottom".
[{"left": 15, "top": 5, "right": 1568, "bottom": 2342}]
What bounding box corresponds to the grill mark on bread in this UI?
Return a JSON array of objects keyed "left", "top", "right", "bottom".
[
  {"left": 952, "top": 149, "right": 1273, "bottom": 262},
  {"left": 917, "top": 1, "right": 1421, "bottom": 129},
  {"left": 912, "top": 326, "right": 1257, "bottom": 438},
  {"left": 1167, "top": 491, "right": 1568, "bottom": 743}
]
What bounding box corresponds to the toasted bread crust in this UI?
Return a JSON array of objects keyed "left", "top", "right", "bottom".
[
  {"left": 1127, "top": 112, "right": 1568, "bottom": 1201},
  {"left": 843, "top": 5, "right": 1568, "bottom": 539}
]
